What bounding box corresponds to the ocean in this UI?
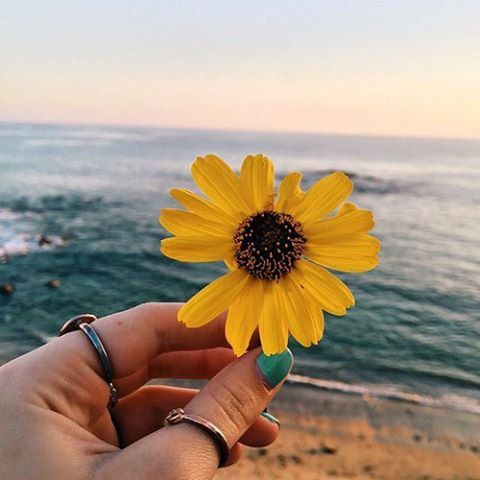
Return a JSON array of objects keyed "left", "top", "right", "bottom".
[{"left": 1, "top": 122, "right": 479, "bottom": 415}]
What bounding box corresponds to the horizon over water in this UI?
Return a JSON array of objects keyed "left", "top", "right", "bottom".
[{"left": 1, "top": 122, "right": 479, "bottom": 415}]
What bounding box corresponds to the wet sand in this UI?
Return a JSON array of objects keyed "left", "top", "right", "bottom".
[{"left": 216, "top": 384, "right": 480, "bottom": 480}]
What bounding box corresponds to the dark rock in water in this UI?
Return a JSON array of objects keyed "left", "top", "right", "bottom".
[
  {"left": 38, "top": 234, "right": 53, "bottom": 246},
  {"left": 1, "top": 283, "right": 15, "bottom": 295},
  {"left": 46, "top": 279, "right": 61, "bottom": 288}
]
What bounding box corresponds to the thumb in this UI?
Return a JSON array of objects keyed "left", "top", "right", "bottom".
[
  {"left": 183, "top": 347, "right": 293, "bottom": 467},
  {"left": 103, "top": 348, "right": 293, "bottom": 480}
]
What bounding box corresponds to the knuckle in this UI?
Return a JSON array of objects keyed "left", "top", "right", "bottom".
[
  {"left": 210, "top": 380, "right": 260, "bottom": 432},
  {"left": 0, "top": 359, "right": 32, "bottom": 407},
  {"left": 135, "top": 302, "right": 161, "bottom": 316},
  {"left": 198, "top": 350, "right": 219, "bottom": 377}
]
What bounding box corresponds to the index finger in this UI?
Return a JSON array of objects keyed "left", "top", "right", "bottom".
[{"left": 51, "top": 302, "right": 240, "bottom": 381}]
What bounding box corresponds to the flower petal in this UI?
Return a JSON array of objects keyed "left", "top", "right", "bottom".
[
  {"left": 279, "top": 275, "right": 320, "bottom": 347},
  {"left": 191, "top": 155, "right": 254, "bottom": 217},
  {"left": 275, "top": 172, "right": 304, "bottom": 213},
  {"left": 240, "top": 154, "right": 275, "bottom": 212},
  {"left": 161, "top": 236, "right": 234, "bottom": 262},
  {"left": 291, "top": 171, "right": 353, "bottom": 224},
  {"left": 160, "top": 209, "right": 235, "bottom": 238},
  {"left": 224, "top": 257, "right": 237, "bottom": 271},
  {"left": 304, "top": 234, "right": 381, "bottom": 272},
  {"left": 178, "top": 269, "right": 249, "bottom": 327},
  {"left": 170, "top": 188, "right": 240, "bottom": 226},
  {"left": 291, "top": 259, "right": 355, "bottom": 315},
  {"left": 304, "top": 202, "right": 375, "bottom": 241},
  {"left": 226, "top": 276, "right": 262, "bottom": 356},
  {"left": 258, "top": 281, "right": 289, "bottom": 356},
  {"left": 309, "top": 304, "right": 325, "bottom": 342}
]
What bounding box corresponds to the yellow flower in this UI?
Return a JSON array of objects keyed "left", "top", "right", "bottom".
[{"left": 160, "top": 154, "right": 380, "bottom": 356}]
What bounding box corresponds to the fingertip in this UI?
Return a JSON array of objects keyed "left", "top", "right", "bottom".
[
  {"left": 255, "top": 349, "right": 293, "bottom": 390},
  {"left": 260, "top": 410, "right": 281, "bottom": 428},
  {"left": 221, "top": 442, "right": 243, "bottom": 468},
  {"left": 240, "top": 412, "right": 280, "bottom": 447}
]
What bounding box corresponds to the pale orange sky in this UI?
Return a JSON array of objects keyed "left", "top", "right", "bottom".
[{"left": 2, "top": 1, "right": 480, "bottom": 139}]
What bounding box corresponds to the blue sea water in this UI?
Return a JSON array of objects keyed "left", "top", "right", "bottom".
[{"left": 1, "top": 122, "right": 479, "bottom": 414}]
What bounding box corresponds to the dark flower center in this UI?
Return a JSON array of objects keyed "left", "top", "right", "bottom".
[{"left": 233, "top": 210, "right": 306, "bottom": 281}]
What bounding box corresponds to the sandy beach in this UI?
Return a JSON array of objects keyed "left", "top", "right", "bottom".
[{"left": 217, "top": 384, "right": 480, "bottom": 480}]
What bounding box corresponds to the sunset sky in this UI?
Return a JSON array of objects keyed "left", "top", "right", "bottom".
[{"left": 2, "top": 0, "right": 480, "bottom": 139}]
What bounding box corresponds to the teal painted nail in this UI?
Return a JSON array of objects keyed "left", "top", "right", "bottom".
[
  {"left": 261, "top": 411, "right": 281, "bottom": 426},
  {"left": 256, "top": 349, "right": 293, "bottom": 389}
]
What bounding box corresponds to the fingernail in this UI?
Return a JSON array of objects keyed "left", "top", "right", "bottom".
[
  {"left": 261, "top": 410, "right": 281, "bottom": 426},
  {"left": 256, "top": 349, "right": 293, "bottom": 389}
]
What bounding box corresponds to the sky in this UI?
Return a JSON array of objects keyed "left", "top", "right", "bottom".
[{"left": 1, "top": 0, "right": 480, "bottom": 139}]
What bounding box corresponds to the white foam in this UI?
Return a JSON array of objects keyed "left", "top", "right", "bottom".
[
  {"left": 0, "top": 208, "right": 65, "bottom": 259},
  {"left": 288, "top": 374, "right": 480, "bottom": 415},
  {"left": 1, "top": 234, "right": 65, "bottom": 258},
  {"left": 0, "top": 208, "right": 20, "bottom": 221}
]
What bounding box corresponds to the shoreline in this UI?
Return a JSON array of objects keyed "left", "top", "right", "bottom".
[
  {"left": 217, "top": 383, "right": 480, "bottom": 479},
  {"left": 277, "top": 382, "right": 480, "bottom": 444},
  {"left": 287, "top": 373, "right": 480, "bottom": 416}
]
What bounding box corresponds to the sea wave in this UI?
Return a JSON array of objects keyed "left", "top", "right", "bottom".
[
  {"left": 0, "top": 207, "right": 66, "bottom": 260},
  {"left": 276, "top": 169, "right": 408, "bottom": 195},
  {"left": 0, "top": 209, "right": 21, "bottom": 222},
  {"left": 0, "top": 233, "right": 66, "bottom": 260},
  {"left": 10, "top": 194, "right": 105, "bottom": 213},
  {"left": 287, "top": 374, "right": 480, "bottom": 415}
]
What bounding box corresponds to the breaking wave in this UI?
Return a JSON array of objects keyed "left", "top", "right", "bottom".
[{"left": 288, "top": 374, "right": 480, "bottom": 415}]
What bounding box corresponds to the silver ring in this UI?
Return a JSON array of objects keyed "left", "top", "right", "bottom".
[
  {"left": 164, "top": 408, "right": 230, "bottom": 467},
  {"left": 59, "top": 314, "right": 118, "bottom": 408}
]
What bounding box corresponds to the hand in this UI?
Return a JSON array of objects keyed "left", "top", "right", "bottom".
[{"left": 0, "top": 303, "right": 292, "bottom": 480}]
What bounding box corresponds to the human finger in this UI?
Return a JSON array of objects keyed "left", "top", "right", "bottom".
[
  {"left": 114, "top": 385, "right": 280, "bottom": 448},
  {"left": 97, "top": 348, "right": 292, "bottom": 479},
  {"left": 114, "top": 348, "right": 236, "bottom": 398},
  {"left": 47, "top": 303, "right": 237, "bottom": 382}
]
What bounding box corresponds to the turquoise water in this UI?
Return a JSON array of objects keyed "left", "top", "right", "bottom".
[{"left": 1, "top": 122, "right": 479, "bottom": 413}]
